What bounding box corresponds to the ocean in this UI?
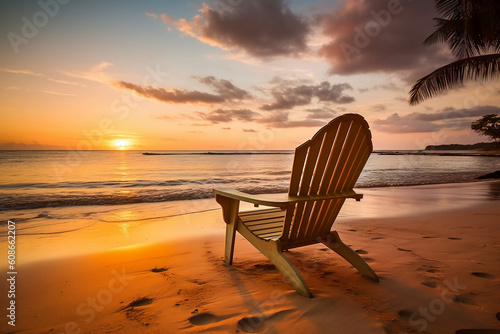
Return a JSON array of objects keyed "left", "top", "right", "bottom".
[{"left": 0, "top": 150, "right": 498, "bottom": 212}]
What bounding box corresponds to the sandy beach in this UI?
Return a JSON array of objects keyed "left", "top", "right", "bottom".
[{"left": 2, "top": 181, "right": 500, "bottom": 334}]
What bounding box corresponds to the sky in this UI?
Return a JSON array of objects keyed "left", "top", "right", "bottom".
[{"left": 0, "top": 0, "right": 499, "bottom": 151}]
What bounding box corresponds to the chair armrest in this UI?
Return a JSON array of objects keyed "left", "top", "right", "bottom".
[{"left": 212, "top": 187, "right": 363, "bottom": 209}]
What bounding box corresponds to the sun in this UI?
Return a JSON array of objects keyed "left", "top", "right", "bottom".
[{"left": 113, "top": 139, "right": 130, "bottom": 150}]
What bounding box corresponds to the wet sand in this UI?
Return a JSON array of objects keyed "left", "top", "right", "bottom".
[{"left": 1, "top": 181, "right": 499, "bottom": 333}]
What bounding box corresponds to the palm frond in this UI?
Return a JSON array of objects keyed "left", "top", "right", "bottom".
[
  {"left": 427, "top": 0, "right": 500, "bottom": 58},
  {"left": 409, "top": 53, "right": 500, "bottom": 105}
]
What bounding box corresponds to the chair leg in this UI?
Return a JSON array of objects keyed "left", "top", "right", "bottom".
[
  {"left": 235, "top": 225, "right": 312, "bottom": 297},
  {"left": 268, "top": 248, "right": 313, "bottom": 298},
  {"left": 225, "top": 220, "right": 237, "bottom": 265},
  {"left": 323, "top": 231, "right": 379, "bottom": 282},
  {"left": 215, "top": 195, "right": 240, "bottom": 265}
]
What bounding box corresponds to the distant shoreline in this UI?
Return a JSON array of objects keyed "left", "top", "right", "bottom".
[
  {"left": 425, "top": 142, "right": 498, "bottom": 151},
  {"left": 373, "top": 150, "right": 500, "bottom": 157},
  {"left": 142, "top": 151, "right": 293, "bottom": 156}
]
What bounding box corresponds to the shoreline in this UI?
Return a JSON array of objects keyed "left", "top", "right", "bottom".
[
  {"left": 373, "top": 150, "right": 500, "bottom": 157},
  {"left": 0, "top": 181, "right": 498, "bottom": 333},
  {"left": 2, "top": 177, "right": 500, "bottom": 212},
  {"left": 1, "top": 180, "right": 499, "bottom": 264}
]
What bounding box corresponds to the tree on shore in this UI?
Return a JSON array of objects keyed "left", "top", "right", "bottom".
[
  {"left": 409, "top": 0, "right": 500, "bottom": 105},
  {"left": 471, "top": 114, "right": 500, "bottom": 146}
]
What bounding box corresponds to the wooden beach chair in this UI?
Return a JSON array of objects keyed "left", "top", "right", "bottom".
[{"left": 212, "top": 114, "right": 378, "bottom": 297}]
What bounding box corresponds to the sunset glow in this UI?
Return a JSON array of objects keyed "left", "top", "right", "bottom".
[
  {"left": 0, "top": 1, "right": 499, "bottom": 151},
  {"left": 113, "top": 139, "right": 130, "bottom": 150}
]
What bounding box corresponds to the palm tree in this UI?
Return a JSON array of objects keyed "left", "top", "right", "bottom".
[{"left": 409, "top": 0, "right": 500, "bottom": 105}]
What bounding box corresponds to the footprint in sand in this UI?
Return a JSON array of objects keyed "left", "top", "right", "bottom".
[
  {"left": 370, "top": 236, "right": 384, "bottom": 240},
  {"left": 448, "top": 237, "right": 462, "bottom": 240},
  {"left": 151, "top": 267, "right": 168, "bottom": 273},
  {"left": 355, "top": 249, "right": 368, "bottom": 254},
  {"left": 453, "top": 293, "right": 477, "bottom": 305},
  {"left": 361, "top": 257, "right": 375, "bottom": 263},
  {"left": 188, "top": 313, "right": 218, "bottom": 326},
  {"left": 421, "top": 279, "right": 438, "bottom": 288},
  {"left": 123, "top": 297, "right": 153, "bottom": 309},
  {"left": 496, "top": 312, "right": 500, "bottom": 321},
  {"left": 253, "top": 264, "right": 277, "bottom": 272},
  {"left": 397, "top": 248, "right": 411, "bottom": 252},
  {"left": 237, "top": 316, "right": 265, "bottom": 333},
  {"left": 397, "top": 309, "right": 414, "bottom": 319},
  {"left": 121, "top": 297, "right": 154, "bottom": 326},
  {"left": 471, "top": 272, "right": 496, "bottom": 279}
]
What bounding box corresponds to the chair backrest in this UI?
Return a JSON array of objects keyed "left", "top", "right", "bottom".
[{"left": 280, "top": 114, "right": 372, "bottom": 246}]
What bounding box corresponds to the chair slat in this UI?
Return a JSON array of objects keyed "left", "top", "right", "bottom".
[
  {"left": 299, "top": 134, "right": 324, "bottom": 195},
  {"left": 240, "top": 211, "right": 285, "bottom": 223},
  {"left": 289, "top": 202, "right": 305, "bottom": 241},
  {"left": 331, "top": 126, "right": 366, "bottom": 193},
  {"left": 244, "top": 218, "right": 284, "bottom": 228},
  {"left": 289, "top": 145, "right": 309, "bottom": 196},
  {"left": 280, "top": 206, "right": 295, "bottom": 241},
  {"left": 327, "top": 122, "right": 362, "bottom": 193},
  {"left": 318, "top": 198, "right": 345, "bottom": 235},
  {"left": 318, "top": 120, "right": 352, "bottom": 194},
  {"left": 342, "top": 140, "right": 371, "bottom": 190},
  {"left": 296, "top": 201, "right": 315, "bottom": 239},
  {"left": 258, "top": 232, "right": 282, "bottom": 240},
  {"left": 239, "top": 208, "right": 280, "bottom": 218},
  {"left": 246, "top": 221, "right": 284, "bottom": 232},
  {"left": 309, "top": 125, "right": 339, "bottom": 194}
]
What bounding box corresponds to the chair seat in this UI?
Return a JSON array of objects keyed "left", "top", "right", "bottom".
[{"left": 239, "top": 208, "right": 285, "bottom": 240}]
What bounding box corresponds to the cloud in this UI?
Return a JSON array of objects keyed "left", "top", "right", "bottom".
[
  {"left": 145, "top": 12, "right": 158, "bottom": 19},
  {"left": 316, "top": 0, "right": 452, "bottom": 81},
  {"left": 162, "top": 0, "right": 310, "bottom": 58},
  {"left": 260, "top": 79, "right": 354, "bottom": 110},
  {"left": 48, "top": 78, "right": 79, "bottom": 86},
  {"left": 255, "top": 111, "right": 325, "bottom": 128},
  {"left": 60, "top": 62, "right": 113, "bottom": 84},
  {"left": 42, "top": 90, "right": 76, "bottom": 96},
  {"left": 196, "top": 76, "right": 251, "bottom": 100},
  {"left": 0, "top": 68, "right": 44, "bottom": 76},
  {"left": 0, "top": 67, "right": 80, "bottom": 86},
  {"left": 113, "top": 76, "right": 250, "bottom": 105},
  {"left": 114, "top": 80, "right": 225, "bottom": 104},
  {"left": 372, "top": 104, "right": 386, "bottom": 111},
  {"left": 271, "top": 119, "right": 326, "bottom": 128},
  {"left": 304, "top": 107, "right": 338, "bottom": 120},
  {"left": 373, "top": 105, "right": 500, "bottom": 133},
  {"left": 198, "top": 108, "right": 259, "bottom": 123},
  {"left": 155, "top": 115, "right": 174, "bottom": 120},
  {"left": 243, "top": 129, "right": 257, "bottom": 132}
]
